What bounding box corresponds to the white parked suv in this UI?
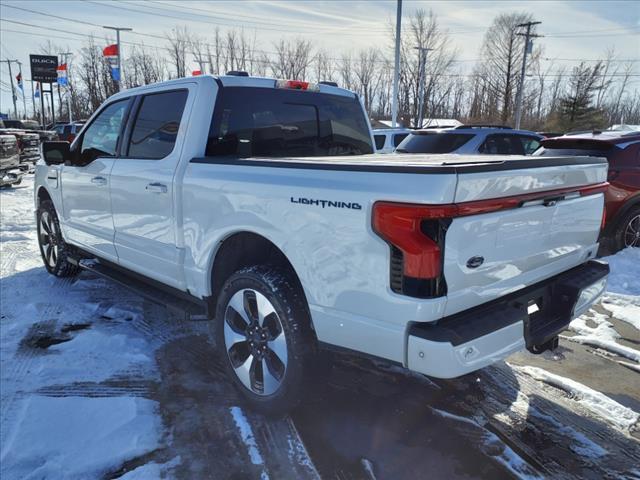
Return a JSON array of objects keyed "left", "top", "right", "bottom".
[
  {"left": 372, "top": 127, "right": 412, "bottom": 154},
  {"left": 35, "top": 74, "right": 609, "bottom": 413},
  {"left": 396, "top": 125, "right": 543, "bottom": 155}
]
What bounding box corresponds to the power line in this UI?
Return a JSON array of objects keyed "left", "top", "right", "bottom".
[{"left": 3, "top": 24, "right": 639, "bottom": 80}]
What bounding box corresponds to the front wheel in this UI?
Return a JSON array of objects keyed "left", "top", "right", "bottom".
[
  {"left": 37, "top": 200, "right": 80, "bottom": 277},
  {"left": 213, "top": 265, "right": 319, "bottom": 415}
]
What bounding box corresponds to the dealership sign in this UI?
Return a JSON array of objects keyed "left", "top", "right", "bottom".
[{"left": 30, "top": 55, "right": 58, "bottom": 83}]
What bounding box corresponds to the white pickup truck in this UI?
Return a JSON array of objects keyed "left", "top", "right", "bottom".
[{"left": 36, "top": 74, "right": 609, "bottom": 413}]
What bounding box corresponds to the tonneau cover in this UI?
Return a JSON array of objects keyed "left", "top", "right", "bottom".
[{"left": 191, "top": 153, "right": 607, "bottom": 175}]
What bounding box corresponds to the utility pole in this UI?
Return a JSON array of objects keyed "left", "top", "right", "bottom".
[
  {"left": 59, "top": 52, "right": 73, "bottom": 122},
  {"left": 514, "top": 21, "right": 542, "bottom": 130},
  {"left": 391, "top": 0, "right": 402, "bottom": 128},
  {"left": 4, "top": 59, "right": 19, "bottom": 118},
  {"left": 103, "top": 25, "right": 132, "bottom": 91},
  {"left": 16, "top": 61, "right": 27, "bottom": 119},
  {"left": 414, "top": 47, "right": 432, "bottom": 129}
]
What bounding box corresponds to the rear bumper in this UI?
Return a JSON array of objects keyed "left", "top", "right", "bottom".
[{"left": 407, "top": 260, "right": 609, "bottom": 378}]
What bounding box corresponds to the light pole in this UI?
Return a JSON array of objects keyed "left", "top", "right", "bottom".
[
  {"left": 414, "top": 47, "right": 432, "bottom": 129},
  {"left": 391, "top": 0, "right": 402, "bottom": 128},
  {"left": 4, "top": 59, "right": 19, "bottom": 118},
  {"left": 103, "top": 25, "right": 132, "bottom": 91}
]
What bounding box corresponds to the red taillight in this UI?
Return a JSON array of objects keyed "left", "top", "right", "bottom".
[
  {"left": 601, "top": 207, "right": 607, "bottom": 230},
  {"left": 373, "top": 203, "right": 451, "bottom": 279},
  {"left": 372, "top": 182, "right": 609, "bottom": 282},
  {"left": 275, "top": 79, "right": 320, "bottom": 92}
]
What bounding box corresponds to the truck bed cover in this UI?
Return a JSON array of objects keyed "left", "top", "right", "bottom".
[{"left": 191, "top": 153, "right": 607, "bottom": 174}]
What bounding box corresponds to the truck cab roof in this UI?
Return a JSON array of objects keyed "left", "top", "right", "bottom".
[{"left": 109, "top": 74, "right": 357, "bottom": 101}]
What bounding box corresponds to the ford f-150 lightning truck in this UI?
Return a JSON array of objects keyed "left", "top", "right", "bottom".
[{"left": 35, "top": 74, "right": 609, "bottom": 413}]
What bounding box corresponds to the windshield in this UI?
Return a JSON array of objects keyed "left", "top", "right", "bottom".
[
  {"left": 396, "top": 133, "right": 474, "bottom": 153},
  {"left": 206, "top": 87, "right": 373, "bottom": 157}
]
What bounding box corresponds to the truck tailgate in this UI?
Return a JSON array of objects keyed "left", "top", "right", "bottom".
[{"left": 442, "top": 159, "right": 608, "bottom": 316}]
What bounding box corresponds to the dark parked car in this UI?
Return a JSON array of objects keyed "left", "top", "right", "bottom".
[
  {"left": 54, "top": 122, "right": 85, "bottom": 143},
  {"left": 0, "top": 134, "right": 23, "bottom": 187},
  {"left": 535, "top": 130, "right": 640, "bottom": 251},
  {"left": 2, "top": 119, "right": 58, "bottom": 142}
]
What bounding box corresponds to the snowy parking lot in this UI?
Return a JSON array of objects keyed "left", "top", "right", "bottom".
[{"left": 1, "top": 176, "right": 639, "bottom": 479}]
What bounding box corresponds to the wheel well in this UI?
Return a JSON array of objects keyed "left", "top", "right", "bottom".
[
  {"left": 606, "top": 195, "right": 640, "bottom": 235},
  {"left": 210, "top": 232, "right": 307, "bottom": 306},
  {"left": 37, "top": 187, "right": 52, "bottom": 207}
]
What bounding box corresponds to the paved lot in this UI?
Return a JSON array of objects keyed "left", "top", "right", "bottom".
[{"left": 2, "top": 176, "right": 639, "bottom": 479}]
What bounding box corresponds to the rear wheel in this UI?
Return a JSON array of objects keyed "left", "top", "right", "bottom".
[
  {"left": 37, "top": 200, "right": 80, "bottom": 277},
  {"left": 213, "top": 265, "right": 318, "bottom": 415},
  {"left": 613, "top": 206, "right": 640, "bottom": 251}
]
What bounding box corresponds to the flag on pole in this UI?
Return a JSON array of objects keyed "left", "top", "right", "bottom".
[
  {"left": 15, "top": 72, "right": 24, "bottom": 92},
  {"left": 103, "top": 44, "right": 120, "bottom": 81},
  {"left": 57, "top": 64, "right": 68, "bottom": 86},
  {"left": 34, "top": 82, "right": 40, "bottom": 99}
]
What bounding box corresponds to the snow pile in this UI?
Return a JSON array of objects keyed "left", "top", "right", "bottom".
[
  {"left": 602, "top": 293, "right": 640, "bottom": 332},
  {"left": 565, "top": 310, "right": 640, "bottom": 363},
  {"left": 430, "top": 407, "right": 543, "bottom": 480},
  {"left": 514, "top": 365, "right": 639, "bottom": 432}
]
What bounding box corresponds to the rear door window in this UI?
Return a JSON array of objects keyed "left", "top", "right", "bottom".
[
  {"left": 127, "top": 89, "right": 188, "bottom": 159},
  {"left": 520, "top": 136, "right": 541, "bottom": 155},
  {"left": 393, "top": 133, "right": 408, "bottom": 147},
  {"left": 479, "top": 134, "right": 525, "bottom": 155},
  {"left": 374, "top": 135, "right": 386, "bottom": 150},
  {"left": 207, "top": 87, "right": 373, "bottom": 157},
  {"left": 396, "top": 133, "right": 474, "bottom": 153}
]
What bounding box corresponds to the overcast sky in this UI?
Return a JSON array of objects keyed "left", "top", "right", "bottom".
[{"left": 1, "top": 0, "right": 638, "bottom": 118}]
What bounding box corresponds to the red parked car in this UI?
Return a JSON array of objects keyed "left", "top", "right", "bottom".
[{"left": 534, "top": 130, "right": 640, "bottom": 252}]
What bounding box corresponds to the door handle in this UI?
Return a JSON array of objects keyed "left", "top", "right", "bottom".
[
  {"left": 91, "top": 176, "right": 107, "bottom": 186},
  {"left": 146, "top": 182, "right": 168, "bottom": 194}
]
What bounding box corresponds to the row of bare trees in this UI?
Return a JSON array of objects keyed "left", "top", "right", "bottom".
[{"left": 39, "top": 9, "right": 639, "bottom": 131}]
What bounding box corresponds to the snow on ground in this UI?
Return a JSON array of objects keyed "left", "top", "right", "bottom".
[
  {"left": 602, "top": 247, "right": 640, "bottom": 296},
  {"left": 562, "top": 247, "right": 640, "bottom": 363},
  {"left": 514, "top": 365, "right": 639, "bottom": 432},
  {"left": 0, "top": 177, "right": 171, "bottom": 479}
]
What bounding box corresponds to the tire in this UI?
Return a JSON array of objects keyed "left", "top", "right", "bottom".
[
  {"left": 37, "top": 199, "right": 80, "bottom": 277},
  {"left": 213, "top": 265, "right": 319, "bottom": 415},
  {"left": 612, "top": 206, "right": 640, "bottom": 252}
]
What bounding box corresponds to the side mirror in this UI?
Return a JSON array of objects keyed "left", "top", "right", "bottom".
[{"left": 43, "top": 141, "right": 70, "bottom": 165}]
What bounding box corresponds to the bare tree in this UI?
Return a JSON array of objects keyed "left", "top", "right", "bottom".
[
  {"left": 270, "top": 38, "right": 313, "bottom": 80},
  {"left": 314, "top": 50, "right": 335, "bottom": 83},
  {"left": 475, "top": 12, "right": 539, "bottom": 124},
  {"left": 167, "top": 26, "right": 191, "bottom": 78}
]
